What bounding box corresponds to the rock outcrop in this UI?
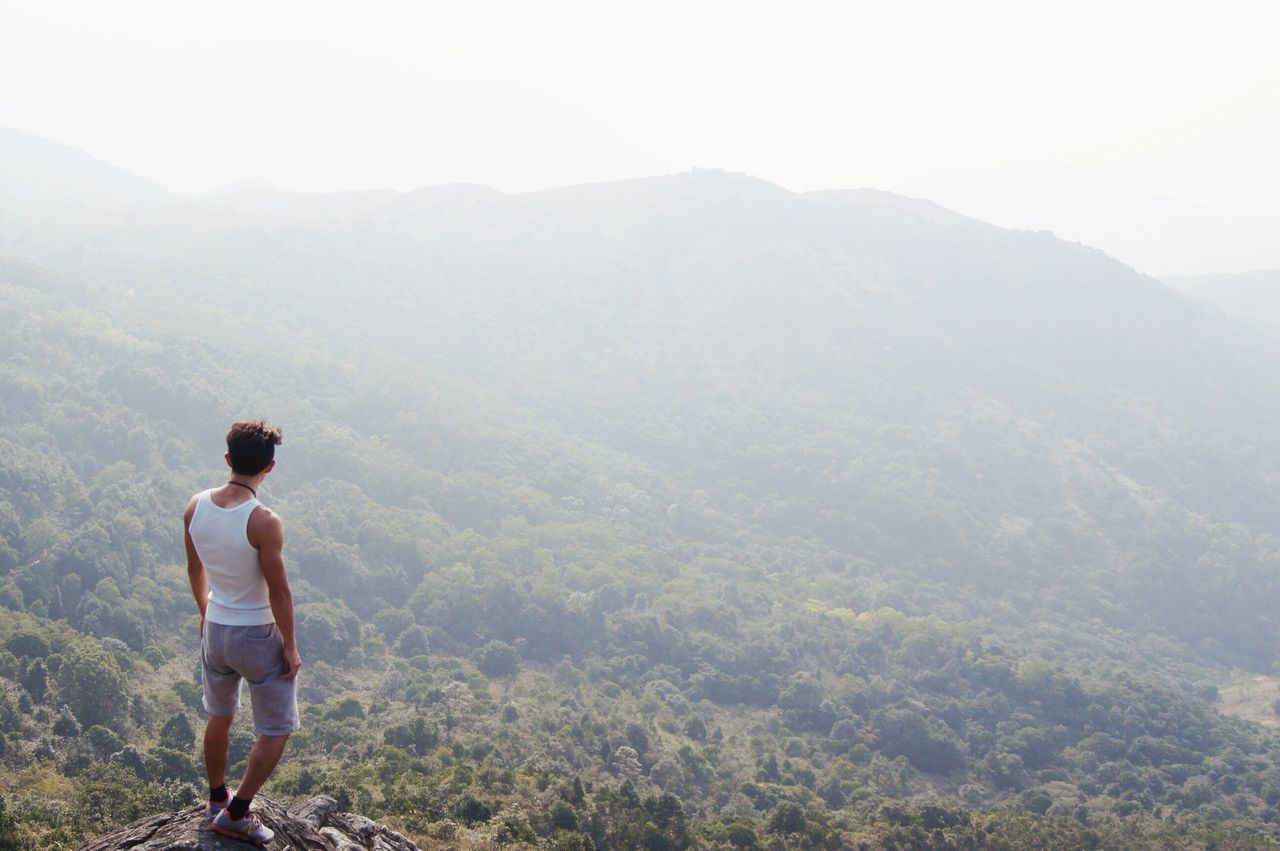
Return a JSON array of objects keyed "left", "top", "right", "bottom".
[{"left": 76, "top": 795, "right": 422, "bottom": 851}]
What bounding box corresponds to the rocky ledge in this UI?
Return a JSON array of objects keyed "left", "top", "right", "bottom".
[{"left": 76, "top": 794, "right": 422, "bottom": 850}]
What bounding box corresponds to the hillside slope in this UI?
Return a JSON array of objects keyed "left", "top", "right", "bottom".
[
  {"left": 4, "top": 172, "right": 1280, "bottom": 847},
  {"left": 9, "top": 170, "right": 1280, "bottom": 660},
  {"left": 1167, "top": 268, "right": 1280, "bottom": 327},
  {"left": 0, "top": 126, "right": 170, "bottom": 203}
]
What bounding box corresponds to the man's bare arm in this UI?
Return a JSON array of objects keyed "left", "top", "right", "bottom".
[
  {"left": 251, "top": 508, "right": 302, "bottom": 680},
  {"left": 184, "top": 496, "right": 208, "bottom": 629}
]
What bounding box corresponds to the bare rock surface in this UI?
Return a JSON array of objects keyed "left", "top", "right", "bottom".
[{"left": 75, "top": 795, "right": 422, "bottom": 851}]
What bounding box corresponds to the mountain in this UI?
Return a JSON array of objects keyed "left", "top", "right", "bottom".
[
  {"left": 895, "top": 163, "right": 1280, "bottom": 276},
  {"left": 6, "top": 170, "right": 1280, "bottom": 847},
  {"left": 1166, "top": 268, "right": 1280, "bottom": 327},
  {"left": 9, "top": 168, "right": 1280, "bottom": 660},
  {"left": 0, "top": 125, "right": 171, "bottom": 203}
]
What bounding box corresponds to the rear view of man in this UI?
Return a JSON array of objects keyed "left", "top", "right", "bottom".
[{"left": 185, "top": 420, "right": 302, "bottom": 845}]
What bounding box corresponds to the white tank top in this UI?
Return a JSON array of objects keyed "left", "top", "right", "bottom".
[{"left": 189, "top": 489, "right": 274, "bottom": 626}]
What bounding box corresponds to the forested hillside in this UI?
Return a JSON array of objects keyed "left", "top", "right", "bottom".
[{"left": 3, "top": 171, "right": 1280, "bottom": 849}]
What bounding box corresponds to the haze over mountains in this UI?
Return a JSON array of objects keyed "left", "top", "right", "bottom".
[
  {"left": 1167, "top": 269, "right": 1280, "bottom": 328},
  {"left": 8, "top": 126, "right": 1280, "bottom": 847},
  {"left": 7, "top": 124, "right": 1280, "bottom": 661},
  {"left": 896, "top": 163, "right": 1280, "bottom": 277},
  {"left": 8, "top": 125, "right": 1277, "bottom": 278},
  {"left": 0, "top": 126, "right": 171, "bottom": 204}
]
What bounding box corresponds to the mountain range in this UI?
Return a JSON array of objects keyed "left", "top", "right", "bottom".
[
  {"left": 0, "top": 126, "right": 170, "bottom": 204},
  {"left": 5, "top": 127, "right": 1280, "bottom": 847}
]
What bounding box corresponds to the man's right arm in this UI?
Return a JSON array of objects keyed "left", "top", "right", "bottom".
[
  {"left": 184, "top": 497, "right": 208, "bottom": 632},
  {"left": 253, "top": 508, "right": 302, "bottom": 680}
]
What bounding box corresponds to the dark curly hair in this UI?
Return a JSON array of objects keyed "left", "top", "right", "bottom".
[{"left": 226, "top": 420, "right": 283, "bottom": 475}]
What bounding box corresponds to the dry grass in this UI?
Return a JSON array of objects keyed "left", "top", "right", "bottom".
[{"left": 1217, "top": 674, "right": 1280, "bottom": 729}]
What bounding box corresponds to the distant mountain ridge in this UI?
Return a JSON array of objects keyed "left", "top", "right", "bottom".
[
  {"left": 1166, "top": 268, "right": 1280, "bottom": 326},
  {"left": 0, "top": 125, "right": 170, "bottom": 203},
  {"left": 897, "top": 163, "right": 1280, "bottom": 276},
  {"left": 7, "top": 168, "right": 1280, "bottom": 662},
  {"left": 9, "top": 166, "right": 1280, "bottom": 846}
]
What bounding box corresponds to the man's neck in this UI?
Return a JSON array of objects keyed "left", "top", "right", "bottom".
[
  {"left": 212, "top": 476, "right": 264, "bottom": 508},
  {"left": 227, "top": 477, "right": 259, "bottom": 496}
]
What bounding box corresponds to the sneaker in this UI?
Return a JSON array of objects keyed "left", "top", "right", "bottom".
[
  {"left": 210, "top": 808, "right": 274, "bottom": 846},
  {"left": 208, "top": 791, "right": 232, "bottom": 818}
]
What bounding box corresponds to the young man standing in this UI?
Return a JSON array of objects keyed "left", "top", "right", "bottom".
[{"left": 185, "top": 420, "right": 302, "bottom": 845}]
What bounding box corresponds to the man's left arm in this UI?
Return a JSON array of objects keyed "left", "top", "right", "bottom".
[{"left": 253, "top": 509, "right": 302, "bottom": 680}]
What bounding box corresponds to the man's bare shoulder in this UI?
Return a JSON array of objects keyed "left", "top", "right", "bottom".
[
  {"left": 247, "top": 504, "right": 284, "bottom": 555},
  {"left": 183, "top": 492, "right": 201, "bottom": 524},
  {"left": 248, "top": 504, "right": 284, "bottom": 538}
]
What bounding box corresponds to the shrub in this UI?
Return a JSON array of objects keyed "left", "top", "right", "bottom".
[
  {"left": 472, "top": 640, "right": 519, "bottom": 678},
  {"left": 452, "top": 794, "right": 492, "bottom": 826}
]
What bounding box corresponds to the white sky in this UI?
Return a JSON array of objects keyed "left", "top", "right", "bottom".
[{"left": 1, "top": 0, "right": 1278, "bottom": 271}]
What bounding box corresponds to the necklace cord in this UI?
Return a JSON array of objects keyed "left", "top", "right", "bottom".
[{"left": 226, "top": 480, "right": 257, "bottom": 497}]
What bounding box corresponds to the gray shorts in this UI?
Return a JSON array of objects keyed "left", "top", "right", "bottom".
[{"left": 201, "top": 621, "right": 299, "bottom": 736}]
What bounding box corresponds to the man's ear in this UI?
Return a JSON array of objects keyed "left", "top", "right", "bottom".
[
  {"left": 264, "top": 459, "right": 276, "bottom": 475},
  {"left": 225, "top": 452, "right": 233, "bottom": 469}
]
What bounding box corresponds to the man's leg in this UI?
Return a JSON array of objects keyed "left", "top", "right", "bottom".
[
  {"left": 222, "top": 733, "right": 289, "bottom": 823},
  {"left": 203, "top": 713, "right": 235, "bottom": 788},
  {"left": 214, "top": 733, "right": 286, "bottom": 844},
  {"left": 234, "top": 733, "right": 290, "bottom": 801},
  {"left": 222, "top": 623, "right": 298, "bottom": 822},
  {"left": 200, "top": 622, "right": 242, "bottom": 801}
]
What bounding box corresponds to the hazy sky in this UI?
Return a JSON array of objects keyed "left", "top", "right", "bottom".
[{"left": 2, "top": 0, "right": 1277, "bottom": 272}]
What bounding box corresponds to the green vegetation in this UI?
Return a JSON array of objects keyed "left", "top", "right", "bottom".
[{"left": 3, "top": 173, "right": 1280, "bottom": 848}]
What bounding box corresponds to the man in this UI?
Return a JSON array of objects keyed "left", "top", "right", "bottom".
[{"left": 185, "top": 420, "right": 302, "bottom": 845}]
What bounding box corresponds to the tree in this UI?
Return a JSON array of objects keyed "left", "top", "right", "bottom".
[
  {"left": 160, "top": 713, "right": 196, "bottom": 751},
  {"left": 473, "top": 640, "right": 519, "bottom": 678},
  {"left": 642, "top": 792, "right": 688, "bottom": 849},
  {"left": 819, "top": 776, "right": 847, "bottom": 809},
  {"left": 52, "top": 639, "right": 128, "bottom": 729},
  {"left": 613, "top": 747, "right": 643, "bottom": 781},
  {"left": 5, "top": 630, "right": 49, "bottom": 659},
  {"left": 111, "top": 745, "right": 149, "bottom": 781},
  {"left": 684, "top": 717, "right": 707, "bottom": 741},
  {"left": 52, "top": 705, "right": 81, "bottom": 737},
  {"left": 0, "top": 794, "right": 21, "bottom": 851},
  {"left": 453, "top": 795, "right": 492, "bottom": 826},
  {"left": 495, "top": 810, "right": 537, "bottom": 845},
  {"left": 626, "top": 722, "right": 651, "bottom": 757},
  {"left": 550, "top": 801, "right": 579, "bottom": 832},
  {"left": 382, "top": 716, "right": 438, "bottom": 754},
  {"left": 767, "top": 802, "right": 807, "bottom": 835},
  {"left": 147, "top": 746, "right": 196, "bottom": 783},
  {"left": 395, "top": 624, "right": 431, "bottom": 658},
  {"left": 86, "top": 725, "right": 125, "bottom": 759},
  {"left": 372, "top": 607, "right": 414, "bottom": 640},
  {"left": 873, "top": 707, "right": 966, "bottom": 775},
  {"left": 297, "top": 601, "right": 361, "bottom": 664},
  {"left": 1021, "top": 787, "right": 1053, "bottom": 815},
  {"left": 327, "top": 697, "right": 366, "bottom": 721},
  {"left": 21, "top": 658, "right": 47, "bottom": 703}
]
